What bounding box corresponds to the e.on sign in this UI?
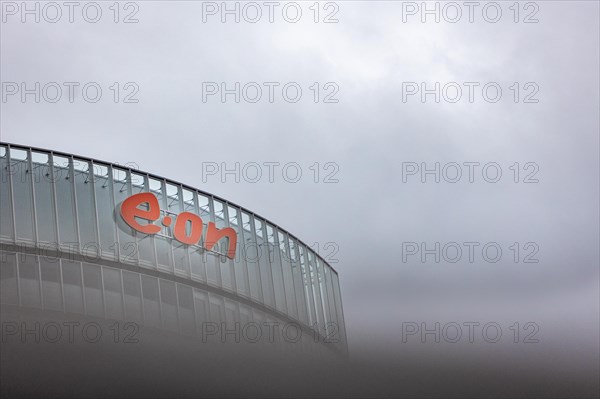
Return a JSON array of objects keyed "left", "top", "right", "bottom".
[{"left": 120, "top": 192, "right": 237, "bottom": 259}]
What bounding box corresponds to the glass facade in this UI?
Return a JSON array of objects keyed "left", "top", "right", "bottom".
[{"left": 0, "top": 142, "right": 347, "bottom": 354}]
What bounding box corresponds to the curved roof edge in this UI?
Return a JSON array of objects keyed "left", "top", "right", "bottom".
[{"left": 0, "top": 141, "right": 339, "bottom": 275}]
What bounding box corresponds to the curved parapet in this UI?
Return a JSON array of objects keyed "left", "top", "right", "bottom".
[{"left": 0, "top": 142, "right": 347, "bottom": 355}]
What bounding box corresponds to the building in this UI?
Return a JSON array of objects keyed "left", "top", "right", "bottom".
[{"left": 0, "top": 141, "right": 347, "bottom": 396}]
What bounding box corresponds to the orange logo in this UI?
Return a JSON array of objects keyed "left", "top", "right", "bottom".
[{"left": 120, "top": 192, "right": 237, "bottom": 259}]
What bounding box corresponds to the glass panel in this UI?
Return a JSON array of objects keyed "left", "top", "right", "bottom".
[
  {"left": 279, "top": 231, "right": 297, "bottom": 319},
  {"left": 308, "top": 251, "right": 325, "bottom": 330},
  {"left": 224, "top": 299, "right": 238, "bottom": 327},
  {"left": 130, "top": 173, "right": 145, "bottom": 193},
  {"left": 92, "top": 163, "right": 108, "bottom": 178},
  {"left": 177, "top": 284, "right": 195, "bottom": 336},
  {"left": 316, "top": 258, "right": 331, "bottom": 336},
  {"left": 0, "top": 251, "right": 18, "bottom": 304},
  {"left": 53, "top": 156, "right": 77, "bottom": 244},
  {"left": 61, "top": 259, "right": 84, "bottom": 314},
  {"left": 74, "top": 160, "right": 97, "bottom": 252},
  {"left": 156, "top": 236, "right": 173, "bottom": 269},
  {"left": 239, "top": 304, "right": 252, "bottom": 325},
  {"left": 173, "top": 242, "right": 190, "bottom": 276},
  {"left": 205, "top": 198, "right": 220, "bottom": 286},
  {"left": 254, "top": 216, "right": 274, "bottom": 308},
  {"left": 112, "top": 167, "right": 128, "bottom": 189},
  {"left": 289, "top": 238, "right": 308, "bottom": 324},
  {"left": 148, "top": 177, "right": 162, "bottom": 194},
  {"left": 165, "top": 183, "right": 180, "bottom": 213},
  {"left": 141, "top": 275, "right": 161, "bottom": 328},
  {"left": 182, "top": 189, "right": 199, "bottom": 278},
  {"left": 182, "top": 189, "right": 195, "bottom": 212},
  {"left": 330, "top": 272, "right": 347, "bottom": 348},
  {"left": 197, "top": 194, "right": 210, "bottom": 219},
  {"left": 9, "top": 148, "right": 27, "bottom": 161},
  {"left": 0, "top": 147, "right": 14, "bottom": 239},
  {"left": 151, "top": 179, "right": 173, "bottom": 271},
  {"left": 159, "top": 279, "right": 179, "bottom": 331},
  {"left": 82, "top": 263, "right": 104, "bottom": 318},
  {"left": 138, "top": 235, "right": 156, "bottom": 267},
  {"left": 193, "top": 289, "right": 209, "bottom": 335},
  {"left": 299, "top": 244, "right": 316, "bottom": 325},
  {"left": 324, "top": 265, "right": 339, "bottom": 338},
  {"left": 11, "top": 151, "right": 35, "bottom": 241},
  {"left": 122, "top": 271, "right": 143, "bottom": 323},
  {"left": 103, "top": 267, "right": 124, "bottom": 320},
  {"left": 32, "top": 152, "right": 57, "bottom": 243},
  {"left": 227, "top": 206, "right": 238, "bottom": 227},
  {"left": 229, "top": 206, "right": 249, "bottom": 297},
  {"left": 241, "top": 212, "right": 251, "bottom": 232},
  {"left": 219, "top": 203, "right": 233, "bottom": 291},
  {"left": 205, "top": 250, "right": 220, "bottom": 286},
  {"left": 209, "top": 294, "right": 225, "bottom": 323},
  {"left": 213, "top": 199, "right": 225, "bottom": 226},
  {"left": 40, "top": 257, "right": 62, "bottom": 311},
  {"left": 19, "top": 254, "right": 41, "bottom": 308},
  {"left": 241, "top": 211, "right": 260, "bottom": 300},
  {"left": 93, "top": 163, "right": 117, "bottom": 259},
  {"left": 113, "top": 167, "right": 137, "bottom": 264},
  {"left": 267, "top": 224, "right": 286, "bottom": 313},
  {"left": 189, "top": 246, "right": 207, "bottom": 282}
]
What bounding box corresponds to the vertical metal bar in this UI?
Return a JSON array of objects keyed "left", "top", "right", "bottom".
[
  {"left": 89, "top": 161, "right": 102, "bottom": 260},
  {"left": 119, "top": 269, "right": 126, "bottom": 321},
  {"left": 126, "top": 169, "right": 140, "bottom": 266},
  {"left": 261, "top": 218, "right": 276, "bottom": 310},
  {"left": 70, "top": 156, "right": 81, "bottom": 255},
  {"left": 236, "top": 206, "right": 251, "bottom": 298},
  {"left": 80, "top": 262, "right": 87, "bottom": 315},
  {"left": 138, "top": 273, "right": 145, "bottom": 324},
  {"left": 183, "top": 189, "right": 192, "bottom": 279},
  {"left": 37, "top": 256, "right": 44, "bottom": 310},
  {"left": 7, "top": 146, "right": 21, "bottom": 306},
  {"left": 174, "top": 283, "right": 181, "bottom": 334},
  {"left": 100, "top": 265, "right": 107, "bottom": 319},
  {"left": 147, "top": 175, "right": 158, "bottom": 270},
  {"left": 192, "top": 191, "right": 207, "bottom": 283},
  {"left": 15, "top": 254, "right": 22, "bottom": 307},
  {"left": 285, "top": 232, "right": 299, "bottom": 318},
  {"left": 48, "top": 153, "right": 61, "bottom": 256},
  {"left": 207, "top": 196, "right": 222, "bottom": 287},
  {"left": 271, "top": 227, "right": 288, "bottom": 313},
  {"left": 28, "top": 148, "right": 39, "bottom": 245},
  {"left": 248, "top": 215, "right": 264, "bottom": 303},
  {"left": 59, "top": 258, "right": 65, "bottom": 312},
  {"left": 7, "top": 145, "right": 18, "bottom": 245},
  {"left": 156, "top": 276, "right": 163, "bottom": 329},
  {"left": 222, "top": 203, "right": 237, "bottom": 292}
]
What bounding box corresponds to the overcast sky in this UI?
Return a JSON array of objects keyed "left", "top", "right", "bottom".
[{"left": 1, "top": 0, "right": 598, "bottom": 369}]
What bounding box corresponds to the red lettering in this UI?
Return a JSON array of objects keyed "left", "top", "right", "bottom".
[
  {"left": 173, "top": 212, "right": 203, "bottom": 245},
  {"left": 120, "top": 192, "right": 161, "bottom": 234},
  {"left": 205, "top": 222, "right": 238, "bottom": 259},
  {"left": 119, "top": 192, "right": 239, "bottom": 260}
]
